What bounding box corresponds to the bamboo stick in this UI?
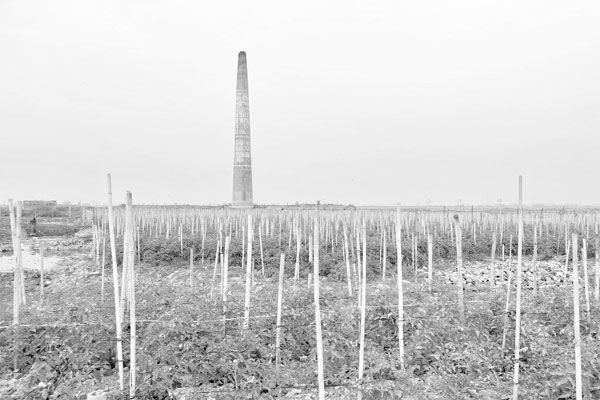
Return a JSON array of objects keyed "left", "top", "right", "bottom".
[
  {"left": 490, "top": 231, "right": 497, "bottom": 287},
  {"left": 582, "top": 239, "right": 590, "bottom": 323},
  {"left": 532, "top": 225, "right": 538, "bottom": 298},
  {"left": 382, "top": 230, "right": 387, "bottom": 282},
  {"left": 16, "top": 201, "right": 25, "bottom": 305},
  {"left": 275, "top": 254, "right": 285, "bottom": 376},
  {"left": 501, "top": 256, "right": 513, "bottom": 352},
  {"left": 243, "top": 215, "right": 253, "bottom": 330},
  {"left": 259, "top": 224, "right": 265, "bottom": 277},
  {"left": 595, "top": 238, "right": 599, "bottom": 303},
  {"left": 101, "top": 236, "right": 106, "bottom": 300},
  {"left": 222, "top": 237, "right": 230, "bottom": 332},
  {"left": 106, "top": 174, "right": 124, "bottom": 390},
  {"left": 119, "top": 200, "right": 130, "bottom": 319},
  {"left": 210, "top": 240, "right": 220, "bottom": 299},
  {"left": 9, "top": 200, "right": 19, "bottom": 325},
  {"left": 564, "top": 239, "right": 571, "bottom": 278},
  {"left": 126, "top": 192, "right": 136, "bottom": 400},
  {"left": 313, "top": 204, "right": 325, "bottom": 400},
  {"left": 512, "top": 176, "right": 523, "bottom": 400},
  {"left": 454, "top": 215, "right": 465, "bottom": 322},
  {"left": 427, "top": 234, "right": 433, "bottom": 293},
  {"left": 294, "top": 224, "right": 300, "bottom": 287},
  {"left": 344, "top": 228, "right": 352, "bottom": 297},
  {"left": 396, "top": 205, "right": 405, "bottom": 371},
  {"left": 189, "top": 248, "right": 194, "bottom": 287},
  {"left": 572, "top": 234, "right": 583, "bottom": 400},
  {"left": 358, "top": 224, "right": 367, "bottom": 383},
  {"left": 40, "top": 240, "right": 44, "bottom": 306}
]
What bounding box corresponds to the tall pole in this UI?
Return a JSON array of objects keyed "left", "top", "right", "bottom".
[{"left": 106, "top": 174, "right": 124, "bottom": 390}]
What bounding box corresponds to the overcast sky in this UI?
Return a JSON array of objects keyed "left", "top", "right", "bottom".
[{"left": 1, "top": 0, "right": 599, "bottom": 206}]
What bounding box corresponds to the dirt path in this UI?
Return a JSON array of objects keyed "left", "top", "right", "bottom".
[{"left": 0, "top": 228, "right": 92, "bottom": 273}]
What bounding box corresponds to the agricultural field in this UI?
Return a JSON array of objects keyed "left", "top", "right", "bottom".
[{"left": 1, "top": 205, "right": 599, "bottom": 399}]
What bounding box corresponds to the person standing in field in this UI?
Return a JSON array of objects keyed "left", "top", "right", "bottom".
[{"left": 30, "top": 217, "right": 37, "bottom": 234}]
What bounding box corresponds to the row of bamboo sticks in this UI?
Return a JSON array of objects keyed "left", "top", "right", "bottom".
[{"left": 7, "top": 173, "right": 598, "bottom": 399}]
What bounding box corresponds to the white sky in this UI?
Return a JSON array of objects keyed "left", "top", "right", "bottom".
[{"left": 1, "top": 0, "right": 599, "bottom": 206}]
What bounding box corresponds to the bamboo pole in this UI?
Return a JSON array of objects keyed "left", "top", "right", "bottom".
[
  {"left": 120, "top": 201, "right": 131, "bottom": 319},
  {"left": 136, "top": 226, "right": 140, "bottom": 265},
  {"left": 411, "top": 234, "right": 416, "bottom": 278},
  {"left": 16, "top": 201, "right": 25, "bottom": 305},
  {"left": 313, "top": 204, "right": 325, "bottom": 400},
  {"left": 344, "top": 228, "right": 352, "bottom": 297},
  {"left": 427, "top": 234, "right": 433, "bottom": 293},
  {"left": 595, "top": 238, "right": 599, "bottom": 303},
  {"left": 243, "top": 215, "right": 253, "bottom": 330},
  {"left": 275, "top": 254, "right": 285, "bottom": 376},
  {"left": 582, "top": 239, "right": 590, "bottom": 324},
  {"left": 501, "top": 256, "right": 513, "bottom": 353},
  {"left": 356, "top": 228, "right": 362, "bottom": 309},
  {"left": 210, "top": 240, "right": 220, "bottom": 299},
  {"left": 125, "top": 192, "right": 136, "bottom": 400},
  {"left": 9, "top": 200, "right": 20, "bottom": 325},
  {"left": 222, "top": 237, "right": 230, "bottom": 332},
  {"left": 101, "top": 236, "right": 106, "bottom": 300},
  {"left": 512, "top": 176, "right": 523, "bottom": 400},
  {"left": 454, "top": 215, "right": 465, "bottom": 322},
  {"left": 294, "top": 224, "right": 300, "bottom": 287},
  {"left": 179, "top": 224, "right": 183, "bottom": 256},
  {"left": 40, "top": 240, "right": 44, "bottom": 306},
  {"left": 490, "top": 231, "right": 497, "bottom": 287},
  {"left": 189, "top": 248, "right": 194, "bottom": 287},
  {"left": 396, "top": 205, "right": 405, "bottom": 371},
  {"left": 106, "top": 174, "right": 124, "bottom": 390},
  {"left": 259, "top": 224, "right": 265, "bottom": 277},
  {"left": 9, "top": 200, "right": 21, "bottom": 373},
  {"left": 532, "top": 225, "right": 538, "bottom": 298},
  {"left": 572, "top": 234, "right": 583, "bottom": 400},
  {"left": 201, "top": 220, "right": 206, "bottom": 266},
  {"left": 358, "top": 224, "right": 367, "bottom": 384},
  {"left": 382, "top": 230, "right": 387, "bottom": 282},
  {"left": 564, "top": 239, "right": 571, "bottom": 278}
]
